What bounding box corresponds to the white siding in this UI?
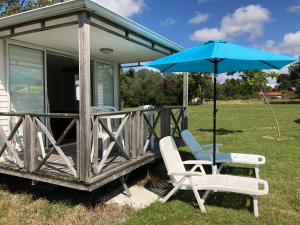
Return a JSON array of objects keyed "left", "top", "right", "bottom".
[{"left": 0, "top": 39, "right": 9, "bottom": 135}]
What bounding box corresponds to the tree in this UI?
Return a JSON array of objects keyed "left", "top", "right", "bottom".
[
  {"left": 160, "top": 73, "right": 182, "bottom": 106},
  {"left": 223, "top": 78, "right": 242, "bottom": 99},
  {"left": 276, "top": 62, "right": 300, "bottom": 95},
  {"left": 288, "top": 62, "right": 300, "bottom": 95},
  {"left": 189, "top": 72, "right": 214, "bottom": 101},
  {"left": 226, "top": 70, "right": 277, "bottom": 98},
  {"left": 0, "top": 0, "right": 65, "bottom": 17},
  {"left": 276, "top": 74, "right": 294, "bottom": 91}
]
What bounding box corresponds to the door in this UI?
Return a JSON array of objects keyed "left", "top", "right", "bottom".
[{"left": 8, "top": 45, "right": 44, "bottom": 113}]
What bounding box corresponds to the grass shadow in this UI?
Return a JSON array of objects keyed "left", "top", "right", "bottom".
[
  {"left": 0, "top": 162, "right": 156, "bottom": 209},
  {"left": 294, "top": 119, "right": 300, "bottom": 125},
  {"left": 166, "top": 165, "right": 255, "bottom": 213},
  {"left": 196, "top": 128, "right": 243, "bottom": 135}
]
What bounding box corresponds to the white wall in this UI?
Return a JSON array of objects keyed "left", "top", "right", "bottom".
[{"left": 0, "top": 39, "right": 9, "bottom": 135}]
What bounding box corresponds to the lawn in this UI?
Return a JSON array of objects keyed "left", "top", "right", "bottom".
[
  {"left": 122, "top": 103, "right": 300, "bottom": 225},
  {"left": 0, "top": 103, "right": 299, "bottom": 225}
]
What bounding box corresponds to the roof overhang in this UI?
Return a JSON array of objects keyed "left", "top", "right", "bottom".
[{"left": 0, "top": 0, "right": 183, "bottom": 64}]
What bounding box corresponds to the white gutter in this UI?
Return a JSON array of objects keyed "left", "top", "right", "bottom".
[{"left": 0, "top": 0, "right": 184, "bottom": 52}]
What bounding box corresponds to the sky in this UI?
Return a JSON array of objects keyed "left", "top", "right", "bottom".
[
  {"left": 95, "top": 0, "right": 299, "bottom": 85},
  {"left": 8, "top": 0, "right": 299, "bottom": 84},
  {"left": 95, "top": 0, "right": 300, "bottom": 59}
]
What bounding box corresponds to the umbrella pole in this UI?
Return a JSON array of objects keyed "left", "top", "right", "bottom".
[{"left": 212, "top": 61, "right": 218, "bottom": 174}]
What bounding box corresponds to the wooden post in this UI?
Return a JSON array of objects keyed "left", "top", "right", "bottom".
[
  {"left": 130, "top": 112, "right": 137, "bottom": 159},
  {"left": 78, "top": 11, "right": 91, "bottom": 181},
  {"left": 182, "top": 72, "right": 189, "bottom": 129},
  {"left": 23, "top": 115, "right": 38, "bottom": 172},
  {"left": 139, "top": 111, "right": 144, "bottom": 156},
  {"left": 161, "top": 107, "right": 171, "bottom": 138},
  {"left": 114, "top": 64, "right": 121, "bottom": 110},
  {"left": 23, "top": 116, "right": 31, "bottom": 172},
  {"left": 92, "top": 117, "right": 99, "bottom": 174}
]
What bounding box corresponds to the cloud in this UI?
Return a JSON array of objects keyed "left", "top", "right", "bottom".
[
  {"left": 161, "top": 17, "right": 177, "bottom": 26},
  {"left": 258, "top": 30, "right": 300, "bottom": 57},
  {"left": 190, "top": 4, "right": 271, "bottom": 42},
  {"left": 190, "top": 28, "right": 226, "bottom": 42},
  {"left": 287, "top": 4, "right": 300, "bottom": 13},
  {"left": 221, "top": 4, "right": 271, "bottom": 39},
  {"left": 93, "top": 0, "right": 145, "bottom": 17},
  {"left": 188, "top": 12, "right": 209, "bottom": 25}
]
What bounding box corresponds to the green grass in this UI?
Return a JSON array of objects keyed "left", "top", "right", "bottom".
[
  {"left": 121, "top": 104, "right": 300, "bottom": 225},
  {"left": 0, "top": 103, "right": 299, "bottom": 225}
]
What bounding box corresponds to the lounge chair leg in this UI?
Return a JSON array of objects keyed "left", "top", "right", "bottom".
[
  {"left": 202, "top": 190, "right": 210, "bottom": 202},
  {"left": 190, "top": 178, "right": 206, "bottom": 213},
  {"left": 218, "top": 163, "right": 225, "bottom": 173},
  {"left": 160, "top": 177, "right": 186, "bottom": 203},
  {"left": 253, "top": 196, "right": 259, "bottom": 217},
  {"left": 255, "top": 165, "right": 259, "bottom": 178}
]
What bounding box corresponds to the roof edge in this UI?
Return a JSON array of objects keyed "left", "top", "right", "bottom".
[{"left": 0, "top": 0, "right": 183, "bottom": 52}]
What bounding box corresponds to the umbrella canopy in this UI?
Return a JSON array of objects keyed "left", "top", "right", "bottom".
[
  {"left": 146, "top": 40, "right": 296, "bottom": 73},
  {"left": 145, "top": 40, "right": 297, "bottom": 173}
]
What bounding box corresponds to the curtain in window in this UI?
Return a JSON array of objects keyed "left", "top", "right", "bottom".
[{"left": 94, "top": 63, "right": 114, "bottom": 107}]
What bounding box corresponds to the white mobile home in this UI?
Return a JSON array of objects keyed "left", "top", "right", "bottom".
[{"left": 0, "top": 0, "right": 187, "bottom": 191}]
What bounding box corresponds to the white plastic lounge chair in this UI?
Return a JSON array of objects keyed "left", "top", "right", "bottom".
[
  {"left": 181, "top": 130, "right": 266, "bottom": 178},
  {"left": 159, "top": 136, "right": 268, "bottom": 217}
]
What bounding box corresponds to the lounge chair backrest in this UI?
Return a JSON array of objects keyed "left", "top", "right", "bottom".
[
  {"left": 181, "top": 130, "right": 204, "bottom": 155},
  {"left": 159, "top": 136, "right": 186, "bottom": 183}
]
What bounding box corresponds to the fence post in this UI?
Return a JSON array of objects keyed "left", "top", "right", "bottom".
[
  {"left": 138, "top": 111, "right": 144, "bottom": 156},
  {"left": 92, "top": 117, "right": 99, "bottom": 174},
  {"left": 161, "top": 107, "right": 171, "bottom": 138},
  {"left": 182, "top": 107, "right": 188, "bottom": 130},
  {"left": 182, "top": 72, "right": 189, "bottom": 130},
  {"left": 130, "top": 112, "right": 137, "bottom": 159},
  {"left": 23, "top": 115, "right": 38, "bottom": 172}
]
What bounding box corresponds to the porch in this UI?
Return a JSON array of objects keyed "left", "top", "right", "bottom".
[
  {"left": 0, "top": 106, "right": 187, "bottom": 191},
  {"left": 0, "top": 2, "right": 187, "bottom": 191}
]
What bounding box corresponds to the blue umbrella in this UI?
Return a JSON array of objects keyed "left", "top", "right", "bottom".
[{"left": 145, "top": 40, "right": 297, "bottom": 173}]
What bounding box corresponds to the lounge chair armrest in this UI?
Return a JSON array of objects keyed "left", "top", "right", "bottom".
[
  {"left": 183, "top": 160, "right": 212, "bottom": 165},
  {"left": 168, "top": 171, "right": 204, "bottom": 176},
  {"left": 258, "top": 179, "right": 269, "bottom": 194},
  {"left": 258, "top": 155, "right": 266, "bottom": 164}
]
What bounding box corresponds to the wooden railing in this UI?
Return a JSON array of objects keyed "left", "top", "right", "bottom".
[
  {"left": 0, "top": 112, "right": 79, "bottom": 177},
  {"left": 0, "top": 106, "right": 187, "bottom": 180},
  {"left": 90, "top": 106, "right": 188, "bottom": 177}
]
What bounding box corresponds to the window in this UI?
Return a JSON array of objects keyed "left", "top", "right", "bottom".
[
  {"left": 94, "top": 63, "right": 114, "bottom": 107},
  {"left": 9, "top": 45, "right": 44, "bottom": 112}
]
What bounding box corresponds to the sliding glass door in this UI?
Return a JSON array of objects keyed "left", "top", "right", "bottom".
[{"left": 8, "top": 45, "right": 44, "bottom": 113}]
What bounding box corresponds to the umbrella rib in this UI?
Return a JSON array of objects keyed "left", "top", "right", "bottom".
[
  {"left": 206, "top": 58, "right": 225, "bottom": 64},
  {"left": 259, "top": 60, "right": 280, "bottom": 70},
  {"left": 161, "top": 63, "right": 177, "bottom": 73}
]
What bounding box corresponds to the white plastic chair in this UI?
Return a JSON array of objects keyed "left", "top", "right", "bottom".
[
  {"left": 159, "top": 136, "right": 269, "bottom": 217},
  {"left": 92, "top": 106, "right": 126, "bottom": 159},
  {"left": 181, "top": 130, "right": 266, "bottom": 178}
]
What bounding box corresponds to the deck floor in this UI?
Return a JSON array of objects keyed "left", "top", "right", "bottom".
[{"left": 0, "top": 142, "right": 159, "bottom": 191}]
